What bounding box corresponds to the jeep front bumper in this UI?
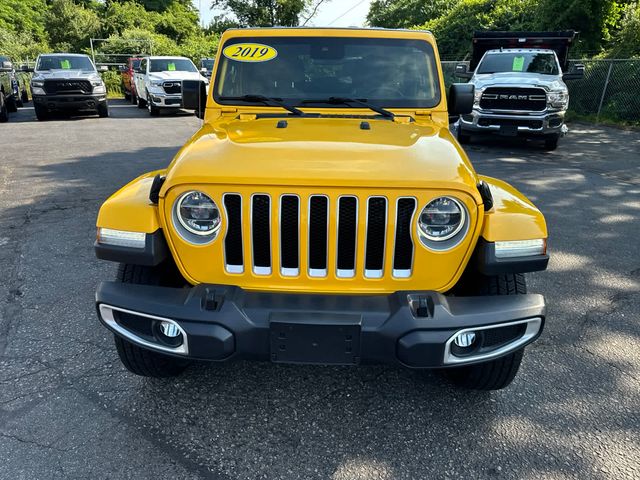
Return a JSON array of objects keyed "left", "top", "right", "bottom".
[
  {"left": 96, "top": 282, "right": 545, "bottom": 368},
  {"left": 459, "top": 108, "right": 565, "bottom": 136}
]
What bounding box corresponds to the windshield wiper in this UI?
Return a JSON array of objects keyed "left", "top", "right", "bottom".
[
  {"left": 219, "top": 94, "right": 304, "bottom": 116},
  {"left": 300, "top": 97, "right": 394, "bottom": 118}
]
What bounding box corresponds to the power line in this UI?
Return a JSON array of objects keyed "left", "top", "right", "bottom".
[{"left": 328, "top": 0, "right": 368, "bottom": 26}]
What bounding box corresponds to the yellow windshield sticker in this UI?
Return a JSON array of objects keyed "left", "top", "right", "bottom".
[
  {"left": 168, "top": 62, "right": 176, "bottom": 71},
  {"left": 512, "top": 56, "right": 525, "bottom": 71},
  {"left": 223, "top": 43, "right": 278, "bottom": 63},
  {"left": 60, "top": 59, "right": 71, "bottom": 69}
]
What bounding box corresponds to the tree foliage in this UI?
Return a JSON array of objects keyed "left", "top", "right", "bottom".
[
  {"left": 209, "top": 0, "right": 323, "bottom": 29},
  {"left": 372, "top": 0, "right": 637, "bottom": 58}
]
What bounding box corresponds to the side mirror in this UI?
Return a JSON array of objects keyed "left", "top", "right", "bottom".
[
  {"left": 454, "top": 63, "right": 472, "bottom": 80},
  {"left": 448, "top": 83, "right": 474, "bottom": 116},
  {"left": 182, "top": 79, "right": 207, "bottom": 119},
  {"left": 98, "top": 65, "right": 108, "bottom": 72},
  {"left": 563, "top": 63, "right": 585, "bottom": 81},
  {"left": 0, "top": 60, "right": 13, "bottom": 72},
  {"left": 200, "top": 67, "right": 208, "bottom": 74}
]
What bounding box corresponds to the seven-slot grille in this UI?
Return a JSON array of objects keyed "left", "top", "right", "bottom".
[
  {"left": 44, "top": 80, "right": 92, "bottom": 94},
  {"left": 479, "top": 87, "right": 547, "bottom": 112},
  {"left": 163, "top": 82, "right": 181, "bottom": 94},
  {"left": 222, "top": 194, "right": 417, "bottom": 279}
]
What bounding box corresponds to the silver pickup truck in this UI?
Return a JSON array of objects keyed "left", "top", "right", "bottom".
[{"left": 455, "top": 31, "right": 584, "bottom": 150}]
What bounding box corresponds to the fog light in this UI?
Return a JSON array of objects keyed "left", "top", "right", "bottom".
[
  {"left": 453, "top": 331, "right": 476, "bottom": 348},
  {"left": 159, "top": 321, "right": 180, "bottom": 338}
]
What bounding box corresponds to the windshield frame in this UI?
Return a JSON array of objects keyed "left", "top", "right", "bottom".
[
  {"left": 212, "top": 35, "right": 442, "bottom": 110},
  {"left": 476, "top": 51, "right": 560, "bottom": 76},
  {"left": 35, "top": 54, "right": 96, "bottom": 73}
]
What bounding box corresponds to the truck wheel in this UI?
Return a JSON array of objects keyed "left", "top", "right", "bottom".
[
  {"left": 6, "top": 95, "right": 18, "bottom": 113},
  {"left": 21, "top": 89, "right": 29, "bottom": 104},
  {"left": 98, "top": 102, "right": 109, "bottom": 118},
  {"left": 34, "top": 103, "right": 49, "bottom": 121},
  {"left": 0, "top": 92, "right": 8, "bottom": 123},
  {"left": 137, "top": 94, "right": 147, "bottom": 109},
  {"left": 457, "top": 128, "right": 471, "bottom": 145},
  {"left": 147, "top": 92, "right": 160, "bottom": 116},
  {"left": 443, "top": 273, "right": 527, "bottom": 390},
  {"left": 131, "top": 91, "right": 137, "bottom": 105},
  {"left": 113, "top": 263, "right": 189, "bottom": 378},
  {"left": 544, "top": 134, "right": 559, "bottom": 151}
]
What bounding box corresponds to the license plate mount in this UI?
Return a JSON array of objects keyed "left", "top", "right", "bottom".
[
  {"left": 270, "top": 313, "right": 361, "bottom": 365},
  {"left": 499, "top": 124, "right": 519, "bottom": 136}
]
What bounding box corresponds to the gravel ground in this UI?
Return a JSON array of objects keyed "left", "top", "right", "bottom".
[{"left": 0, "top": 100, "right": 638, "bottom": 480}]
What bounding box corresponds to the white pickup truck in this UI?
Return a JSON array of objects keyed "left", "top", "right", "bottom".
[{"left": 133, "top": 56, "right": 208, "bottom": 116}]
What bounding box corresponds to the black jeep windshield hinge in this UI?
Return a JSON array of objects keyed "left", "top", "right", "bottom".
[
  {"left": 149, "top": 174, "right": 166, "bottom": 204},
  {"left": 477, "top": 181, "right": 494, "bottom": 211}
]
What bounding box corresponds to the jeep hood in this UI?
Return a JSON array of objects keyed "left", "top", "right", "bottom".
[
  {"left": 163, "top": 117, "right": 479, "bottom": 195},
  {"left": 472, "top": 72, "right": 565, "bottom": 91}
]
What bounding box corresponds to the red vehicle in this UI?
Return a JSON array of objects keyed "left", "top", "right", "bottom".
[{"left": 120, "top": 57, "right": 142, "bottom": 104}]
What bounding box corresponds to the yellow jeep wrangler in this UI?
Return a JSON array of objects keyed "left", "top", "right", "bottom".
[{"left": 95, "top": 28, "right": 548, "bottom": 390}]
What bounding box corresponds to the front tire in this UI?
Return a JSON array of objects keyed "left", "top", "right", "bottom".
[
  {"left": 544, "top": 134, "right": 560, "bottom": 151},
  {"left": 147, "top": 91, "right": 160, "bottom": 116},
  {"left": 0, "top": 92, "right": 8, "bottom": 122},
  {"left": 98, "top": 102, "right": 109, "bottom": 118},
  {"left": 457, "top": 128, "right": 471, "bottom": 145},
  {"left": 21, "top": 89, "right": 29, "bottom": 104},
  {"left": 113, "top": 263, "right": 189, "bottom": 378},
  {"left": 443, "top": 273, "right": 528, "bottom": 390},
  {"left": 34, "top": 103, "right": 49, "bottom": 121},
  {"left": 6, "top": 95, "right": 17, "bottom": 113},
  {"left": 137, "top": 93, "right": 147, "bottom": 109}
]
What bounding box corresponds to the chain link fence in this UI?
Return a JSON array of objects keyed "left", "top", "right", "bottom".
[{"left": 442, "top": 59, "right": 640, "bottom": 125}]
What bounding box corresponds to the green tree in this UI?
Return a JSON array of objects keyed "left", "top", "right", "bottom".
[
  {"left": 101, "top": 1, "right": 161, "bottom": 37},
  {"left": 155, "top": 0, "right": 199, "bottom": 42},
  {"left": 367, "top": 0, "right": 457, "bottom": 29},
  {"left": 210, "top": 0, "right": 326, "bottom": 28},
  {"left": 45, "top": 0, "right": 101, "bottom": 52},
  {"left": 0, "top": 0, "right": 49, "bottom": 42},
  {"left": 607, "top": 1, "right": 640, "bottom": 57},
  {"left": 420, "top": 0, "right": 538, "bottom": 59}
]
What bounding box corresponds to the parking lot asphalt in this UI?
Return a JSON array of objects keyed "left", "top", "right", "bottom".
[{"left": 0, "top": 100, "right": 638, "bottom": 480}]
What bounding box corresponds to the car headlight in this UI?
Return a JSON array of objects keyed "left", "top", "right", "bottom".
[
  {"left": 473, "top": 88, "right": 483, "bottom": 106},
  {"left": 32, "top": 80, "right": 44, "bottom": 87},
  {"left": 150, "top": 79, "right": 164, "bottom": 86},
  {"left": 418, "top": 197, "right": 466, "bottom": 243},
  {"left": 548, "top": 91, "right": 568, "bottom": 108},
  {"left": 175, "top": 191, "right": 221, "bottom": 238}
]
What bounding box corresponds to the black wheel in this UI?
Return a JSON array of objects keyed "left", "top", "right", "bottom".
[
  {"left": 443, "top": 273, "right": 528, "bottom": 390},
  {"left": 0, "top": 92, "right": 8, "bottom": 123},
  {"left": 113, "top": 263, "right": 189, "bottom": 378},
  {"left": 34, "top": 103, "right": 49, "bottom": 121},
  {"left": 131, "top": 91, "right": 138, "bottom": 105},
  {"left": 457, "top": 128, "right": 471, "bottom": 144},
  {"left": 21, "top": 89, "right": 29, "bottom": 104},
  {"left": 6, "top": 95, "right": 17, "bottom": 113},
  {"left": 98, "top": 102, "right": 109, "bottom": 118},
  {"left": 16, "top": 98, "right": 23, "bottom": 108},
  {"left": 137, "top": 93, "right": 147, "bottom": 108},
  {"left": 147, "top": 91, "right": 160, "bottom": 116},
  {"left": 544, "top": 134, "right": 559, "bottom": 151}
]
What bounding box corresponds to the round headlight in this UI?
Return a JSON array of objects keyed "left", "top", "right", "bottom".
[
  {"left": 418, "top": 197, "right": 465, "bottom": 242},
  {"left": 176, "top": 191, "right": 221, "bottom": 236}
]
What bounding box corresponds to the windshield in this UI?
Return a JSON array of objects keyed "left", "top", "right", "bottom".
[
  {"left": 215, "top": 36, "right": 441, "bottom": 108},
  {"left": 201, "top": 59, "right": 214, "bottom": 70},
  {"left": 150, "top": 58, "right": 197, "bottom": 73},
  {"left": 477, "top": 52, "right": 559, "bottom": 75},
  {"left": 36, "top": 55, "right": 95, "bottom": 72}
]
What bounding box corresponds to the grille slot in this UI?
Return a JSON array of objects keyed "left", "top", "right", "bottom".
[
  {"left": 393, "top": 198, "right": 417, "bottom": 277},
  {"left": 280, "top": 195, "right": 299, "bottom": 276},
  {"left": 44, "top": 80, "right": 92, "bottom": 94},
  {"left": 480, "top": 87, "right": 547, "bottom": 112},
  {"left": 163, "top": 82, "right": 181, "bottom": 94},
  {"left": 251, "top": 194, "right": 271, "bottom": 274},
  {"left": 308, "top": 196, "right": 328, "bottom": 277},
  {"left": 336, "top": 196, "right": 358, "bottom": 278},
  {"left": 223, "top": 194, "right": 243, "bottom": 273},
  {"left": 365, "top": 197, "right": 387, "bottom": 277}
]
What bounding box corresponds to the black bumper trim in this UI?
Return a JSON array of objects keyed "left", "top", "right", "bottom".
[
  {"left": 475, "top": 238, "right": 549, "bottom": 275},
  {"left": 96, "top": 281, "right": 545, "bottom": 368},
  {"left": 94, "top": 230, "right": 169, "bottom": 266}
]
